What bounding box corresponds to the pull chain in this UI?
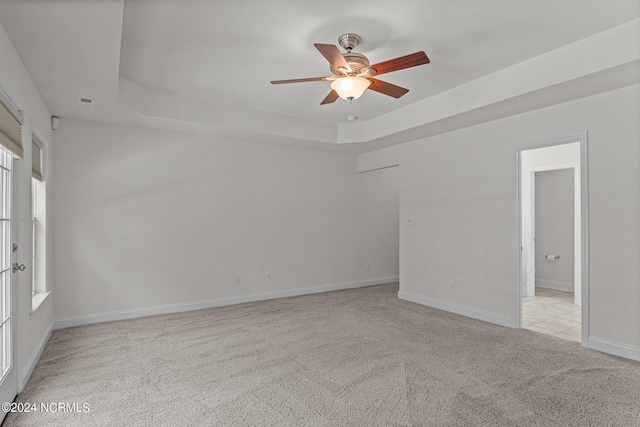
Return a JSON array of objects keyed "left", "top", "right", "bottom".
[{"left": 346, "top": 97, "right": 356, "bottom": 121}]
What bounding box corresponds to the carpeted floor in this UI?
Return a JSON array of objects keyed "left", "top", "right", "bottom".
[{"left": 4, "top": 283, "right": 640, "bottom": 426}]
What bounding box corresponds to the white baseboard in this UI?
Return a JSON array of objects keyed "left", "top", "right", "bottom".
[
  {"left": 398, "top": 291, "right": 513, "bottom": 328},
  {"left": 589, "top": 336, "right": 640, "bottom": 362},
  {"left": 53, "top": 276, "right": 399, "bottom": 330},
  {"left": 22, "top": 319, "right": 53, "bottom": 391},
  {"left": 536, "top": 279, "right": 574, "bottom": 292}
]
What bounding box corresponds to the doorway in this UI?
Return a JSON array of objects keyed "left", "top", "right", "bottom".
[{"left": 513, "top": 133, "right": 589, "bottom": 346}]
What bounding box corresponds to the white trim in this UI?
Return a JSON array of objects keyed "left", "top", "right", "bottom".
[
  {"left": 398, "top": 291, "right": 513, "bottom": 328},
  {"left": 522, "top": 163, "right": 579, "bottom": 299},
  {"left": 30, "top": 291, "right": 51, "bottom": 313},
  {"left": 535, "top": 280, "right": 574, "bottom": 292},
  {"left": 579, "top": 136, "right": 590, "bottom": 345},
  {"left": 588, "top": 336, "right": 640, "bottom": 362},
  {"left": 525, "top": 163, "right": 576, "bottom": 173},
  {"left": 53, "top": 276, "right": 399, "bottom": 330},
  {"left": 21, "top": 320, "right": 53, "bottom": 391},
  {"left": 10, "top": 158, "right": 22, "bottom": 397}
]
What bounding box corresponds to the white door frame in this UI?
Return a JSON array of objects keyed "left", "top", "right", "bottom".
[
  {"left": 12, "top": 158, "right": 23, "bottom": 393},
  {"left": 522, "top": 163, "right": 578, "bottom": 301},
  {"left": 512, "top": 132, "right": 589, "bottom": 346}
]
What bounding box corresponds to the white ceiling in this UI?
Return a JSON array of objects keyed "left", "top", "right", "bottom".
[{"left": 0, "top": 0, "right": 639, "bottom": 153}]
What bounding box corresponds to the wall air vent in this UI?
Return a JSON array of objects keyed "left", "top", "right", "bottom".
[{"left": 77, "top": 97, "right": 95, "bottom": 108}]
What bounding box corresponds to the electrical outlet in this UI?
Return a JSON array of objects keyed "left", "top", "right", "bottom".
[
  {"left": 365, "top": 263, "right": 371, "bottom": 272},
  {"left": 266, "top": 272, "right": 271, "bottom": 281},
  {"left": 450, "top": 281, "right": 456, "bottom": 291},
  {"left": 234, "top": 275, "right": 240, "bottom": 285}
]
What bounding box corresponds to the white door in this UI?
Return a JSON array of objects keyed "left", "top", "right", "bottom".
[{"left": 0, "top": 153, "right": 19, "bottom": 422}]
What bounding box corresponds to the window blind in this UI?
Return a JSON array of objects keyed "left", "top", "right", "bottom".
[
  {"left": 32, "top": 136, "right": 43, "bottom": 181},
  {"left": 0, "top": 91, "right": 23, "bottom": 158}
]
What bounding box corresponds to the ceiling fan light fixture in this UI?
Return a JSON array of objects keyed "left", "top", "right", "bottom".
[
  {"left": 271, "top": 35, "right": 429, "bottom": 105},
  {"left": 330, "top": 77, "right": 370, "bottom": 101}
]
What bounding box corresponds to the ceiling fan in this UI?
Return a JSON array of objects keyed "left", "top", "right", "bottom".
[{"left": 271, "top": 33, "right": 430, "bottom": 105}]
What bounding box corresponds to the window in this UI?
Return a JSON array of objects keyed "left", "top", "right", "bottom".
[
  {"left": 31, "top": 136, "right": 47, "bottom": 311},
  {"left": 31, "top": 178, "right": 37, "bottom": 296}
]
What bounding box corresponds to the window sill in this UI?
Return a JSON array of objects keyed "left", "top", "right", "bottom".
[{"left": 31, "top": 291, "right": 51, "bottom": 313}]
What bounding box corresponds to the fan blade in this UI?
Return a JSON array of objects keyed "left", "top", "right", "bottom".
[
  {"left": 314, "top": 43, "right": 352, "bottom": 73},
  {"left": 362, "top": 51, "right": 429, "bottom": 76},
  {"left": 271, "top": 77, "right": 328, "bottom": 84},
  {"left": 320, "top": 90, "right": 339, "bottom": 105},
  {"left": 366, "top": 78, "right": 409, "bottom": 98}
]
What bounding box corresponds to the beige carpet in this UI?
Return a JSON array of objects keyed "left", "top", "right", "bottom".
[{"left": 5, "top": 283, "right": 640, "bottom": 426}]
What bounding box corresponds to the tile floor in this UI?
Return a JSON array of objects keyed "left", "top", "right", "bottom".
[{"left": 522, "top": 287, "right": 581, "bottom": 342}]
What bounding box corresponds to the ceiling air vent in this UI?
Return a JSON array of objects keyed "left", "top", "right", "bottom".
[{"left": 77, "top": 97, "right": 95, "bottom": 108}]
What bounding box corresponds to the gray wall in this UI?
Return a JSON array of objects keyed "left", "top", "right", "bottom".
[
  {"left": 358, "top": 83, "right": 640, "bottom": 349},
  {"left": 52, "top": 119, "right": 400, "bottom": 318},
  {"left": 0, "top": 19, "right": 54, "bottom": 386},
  {"left": 535, "top": 169, "right": 575, "bottom": 290}
]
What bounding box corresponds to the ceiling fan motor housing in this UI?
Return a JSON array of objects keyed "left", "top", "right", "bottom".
[{"left": 332, "top": 52, "right": 370, "bottom": 76}]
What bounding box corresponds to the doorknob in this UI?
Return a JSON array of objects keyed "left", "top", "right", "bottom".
[{"left": 12, "top": 263, "right": 25, "bottom": 273}]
